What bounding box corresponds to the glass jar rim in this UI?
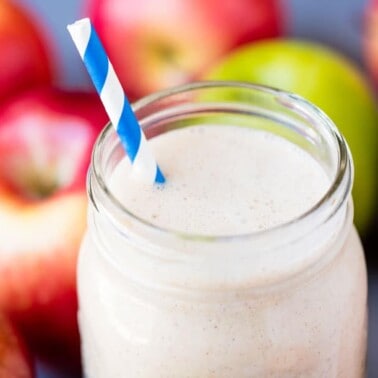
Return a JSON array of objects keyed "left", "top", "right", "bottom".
[{"left": 90, "top": 81, "right": 352, "bottom": 244}]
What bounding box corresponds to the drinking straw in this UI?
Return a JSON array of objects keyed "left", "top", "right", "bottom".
[{"left": 67, "top": 18, "right": 165, "bottom": 184}]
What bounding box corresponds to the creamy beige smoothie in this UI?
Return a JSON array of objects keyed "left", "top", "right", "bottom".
[{"left": 78, "top": 83, "right": 367, "bottom": 377}]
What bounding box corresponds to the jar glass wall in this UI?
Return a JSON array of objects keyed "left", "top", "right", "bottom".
[{"left": 79, "top": 82, "right": 367, "bottom": 377}]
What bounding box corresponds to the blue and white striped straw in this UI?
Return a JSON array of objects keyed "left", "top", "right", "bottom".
[{"left": 67, "top": 18, "right": 165, "bottom": 184}]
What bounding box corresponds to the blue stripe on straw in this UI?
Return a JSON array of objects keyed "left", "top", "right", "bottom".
[
  {"left": 83, "top": 27, "right": 109, "bottom": 93},
  {"left": 117, "top": 105, "right": 142, "bottom": 161},
  {"left": 155, "top": 166, "right": 165, "bottom": 183},
  {"left": 80, "top": 22, "right": 165, "bottom": 184},
  {"left": 84, "top": 27, "right": 141, "bottom": 155}
]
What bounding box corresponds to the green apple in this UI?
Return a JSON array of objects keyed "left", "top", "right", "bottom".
[{"left": 203, "top": 39, "right": 378, "bottom": 234}]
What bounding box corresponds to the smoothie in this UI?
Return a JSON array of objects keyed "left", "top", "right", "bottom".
[
  {"left": 78, "top": 83, "right": 367, "bottom": 377},
  {"left": 110, "top": 126, "right": 330, "bottom": 235}
]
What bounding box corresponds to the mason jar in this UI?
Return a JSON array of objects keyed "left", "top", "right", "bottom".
[{"left": 78, "top": 82, "right": 367, "bottom": 377}]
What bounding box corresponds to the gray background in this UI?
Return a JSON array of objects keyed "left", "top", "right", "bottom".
[{"left": 10, "top": 0, "right": 377, "bottom": 377}]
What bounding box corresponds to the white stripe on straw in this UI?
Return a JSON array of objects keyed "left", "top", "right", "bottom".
[{"left": 67, "top": 18, "right": 165, "bottom": 184}]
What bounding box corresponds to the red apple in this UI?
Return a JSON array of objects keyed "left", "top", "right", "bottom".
[
  {"left": 0, "top": 87, "right": 108, "bottom": 373},
  {"left": 84, "top": 0, "right": 284, "bottom": 100},
  {"left": 364, "top": 0, "right": 378, "bottom": 87},
  {"left": 0, "top": 0, "right": 53, "bottom": 101},
  {"left": 0, "top": 314, "right": 34, "bottom": 377}
]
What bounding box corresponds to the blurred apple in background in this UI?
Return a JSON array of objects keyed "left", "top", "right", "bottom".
[
  {"left": 84, "top": 0, "right": 284, "bottom": 100},
  {"left": 0, "top": 314, "right": 34, "bottom": 377},
  {"left": 364, "top": 0, "right": 378, "bottom": 88},
  {"left": 203, "top": 39, "right": 378, "bottom": 235},
  {"left": 0, "top": 87, "right": 107, "bottom": 373},
  {"left": 0, "top": 0, "right": 53, "bottom": 102}
]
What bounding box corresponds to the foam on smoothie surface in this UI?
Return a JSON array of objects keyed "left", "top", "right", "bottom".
[{"left": 109, "top": 125, "right": 330, "bottom": 236}]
